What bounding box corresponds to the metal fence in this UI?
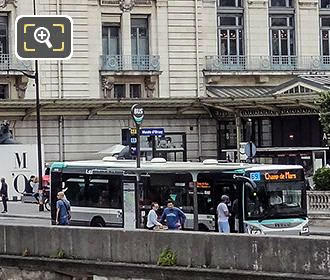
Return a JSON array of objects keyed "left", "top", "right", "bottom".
[
  {"left": 101, "top": 55, "right": 160, "bottom": 71},
  {"left": 205, "top": 55, "right": 330, "bottom": 71}
]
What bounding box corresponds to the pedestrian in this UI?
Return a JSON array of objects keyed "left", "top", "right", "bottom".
[
  {"left": 146, "top": 202, "right": 163, "bottom": 230},
  {"left": 217, "top": 195, "right": 230, "bottom": 233},
  {"left": 0, "top": 177, "right": 8, "bottom": 213},
  {"left": 56, "top": 191, "right": 71, "bottom": 225},
  {"left": 31, "top": 176, "right": 39, "bottom": 203},
  {"left": 160, "top": 199, "right": 186, "bottom": 230}
]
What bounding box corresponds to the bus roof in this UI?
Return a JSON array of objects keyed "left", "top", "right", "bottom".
[
  {"left": 51, "top": 158, "right": 303, "bottom": 174},
  {"left": 245, "top": 165, "right": 303, "bottom": 172}
]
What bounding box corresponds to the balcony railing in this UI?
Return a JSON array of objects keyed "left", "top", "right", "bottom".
[
  {"left": 0, "top": 54, "right": 32, "bottom": 72},
  {"left": 101, "top": 55, "right": 160, "bottom": 71},
  {"left": 100, "top": 0, "right": 151, "bottom": 5},
  {"left": 307, "top": 191, "right": 330, "bottom": 213},
  {"left": 205, "top": 55, "right": 330, "bottom": 71}
]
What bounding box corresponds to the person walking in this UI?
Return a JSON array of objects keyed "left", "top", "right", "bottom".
[
  {"left": 146, "top": 202, "right": 163, "bottom": 230},
  {"left": 160, "top": 200, "right": 186, "bottom": 230},
  {"left": 56, "top": 192, "right": 71, "bottom": 225},
  {"left": 217, "top": 195, "right": 230, "bottom": 233},
  {"left": 30, "top": 176, "right": 39, "bottom": 203},
  {"left": 0, "top": 178, "right": 8, "bottom": 213}
]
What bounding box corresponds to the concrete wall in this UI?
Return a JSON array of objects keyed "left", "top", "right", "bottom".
[{"left": 0, "top": 225, "right": 330, "bottom": 277}]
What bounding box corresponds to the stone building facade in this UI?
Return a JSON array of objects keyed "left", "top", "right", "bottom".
[{"left": 0, "top": 0, "right": 326, "bottom": 164}]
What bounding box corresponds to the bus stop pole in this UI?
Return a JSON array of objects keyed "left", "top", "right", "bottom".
[
  {"left": 192, "top": 173, "right": 198, "bottom": 231},
  {"left": 136, "top": 123, "right": 141, "bottom": 168},
  {"left": 235, "top": 114, "right": 241, "bottom": 163},
  {"left": 136, "top": 124, "right": 141, "bottom": 227}
]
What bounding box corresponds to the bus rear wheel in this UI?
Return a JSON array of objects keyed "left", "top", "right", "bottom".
[
  {"left": 198, "top": 224, "right": 209, "bottom": 232},
  {"left": 91, "top": 217, "right": 105, "bottom": 227}
]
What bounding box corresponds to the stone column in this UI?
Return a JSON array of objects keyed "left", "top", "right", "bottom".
[
  {"left": 121, "top": 11, "right": 132, "bottom": 70},
  {"left": 296, "top": 0, "right": 319, "bottom": 56},
  {"left": 156, "top": 0, "right": 169, "bottom": 97},
  {"left": 245, "top": 0, "right": 269, "bottom": 57}
]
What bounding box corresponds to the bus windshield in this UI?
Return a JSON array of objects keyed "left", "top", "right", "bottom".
[{"left": 245, "top": 181, "right": 306, "bottom": 220}]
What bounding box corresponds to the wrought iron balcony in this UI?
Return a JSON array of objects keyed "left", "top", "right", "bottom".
[
  {"left": 101, "top": 55, "right": 160, "bottom": 71},
  {"left": 0, "top": 54, "right": 32, "bottom": 72},
  {"left": 205, "top": 55, "right": 330, "bottom": 72},
  {"left": 100, "top": 0, "right": 151, "bottom": 5}
]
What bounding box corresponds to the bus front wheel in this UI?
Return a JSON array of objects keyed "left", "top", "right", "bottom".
[{"left": 91, "top": 217, "right": 105, "bottom": 227}]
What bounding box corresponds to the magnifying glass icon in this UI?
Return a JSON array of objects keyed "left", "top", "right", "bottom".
[{"left": 34, "top": 27, "right": 53, "bottom": 49}]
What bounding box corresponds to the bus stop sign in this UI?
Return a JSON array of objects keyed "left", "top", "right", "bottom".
[{"left": 131, "top": 104, "right": 144, "bottom": 125}]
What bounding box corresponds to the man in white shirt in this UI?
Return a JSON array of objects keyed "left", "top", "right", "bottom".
[
  {"left": 217, "top": 195, "right": 230, "bottom": 233},
  {"left": 147, "top": 202, "right": 162, "bottom": 230}
]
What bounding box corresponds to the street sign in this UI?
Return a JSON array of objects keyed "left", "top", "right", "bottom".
[
  {"left": 129, "top": 127, "right": 138, "bottom": 156},
  {"left": 244, "top": 142, "right": 256, "bottom": 158},
  {"left": 131, "top": 104, "right": 144, "bottom": 125},
  {"left": 140, "top": 128, "right": 164, "bottom": 136}
]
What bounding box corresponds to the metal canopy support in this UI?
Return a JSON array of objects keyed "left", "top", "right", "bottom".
[
  {"left": 298, "top": 102, "right": 319, "bottom": 111},
  {"left": 254, "top": 103, "right": 280, "bottom": 113},
  {"left": 235, "top": 114, "right": 241, "bottom": 163},
  {"left": 203, "top": 102, "right": 236, "bottom": 113},
  {"left": 22, "top": 104, "right": 47, "bottom": 121},
  {"left": 87, "top": 104, "right": 112, "bottom": 120},
  {"left": 191, "top": 172, "right": 198, "bottom": 231}
]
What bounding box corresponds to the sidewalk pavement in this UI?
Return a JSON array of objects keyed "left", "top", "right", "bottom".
[
  {"left": 0, "top": 201, "right": 50, "bottom": 220},
  {"left": 0, "top": 202, "right": 329, "bottom": 236}
]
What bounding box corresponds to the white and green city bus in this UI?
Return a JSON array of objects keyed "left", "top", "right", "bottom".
[{"left": 50, "top": 158, "right": 308, "bottom": 235}]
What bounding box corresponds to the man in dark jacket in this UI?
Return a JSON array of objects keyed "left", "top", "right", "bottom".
[{"left": 0, "top": 177, "right": 8, "bottom": 213}]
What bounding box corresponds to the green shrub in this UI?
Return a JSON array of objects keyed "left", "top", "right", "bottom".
[
  {"left": 313, "top": 167, "right": 330, "bottom": 191},
  {"left": 52, "top": 248, "right": 66, "bottom": 259},
  {"left": 157, "top": 248, "right": 177, "bottom": 266}
]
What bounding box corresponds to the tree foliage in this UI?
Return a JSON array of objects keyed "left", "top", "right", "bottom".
[
  {"left": 319, "top": 91, "right": 330, "bottom": 135},
  {"left": 313, "top": 167, "right": 330, "bottom": 191}
]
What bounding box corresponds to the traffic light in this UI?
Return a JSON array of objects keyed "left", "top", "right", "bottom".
[{"left": 129, "top": 127, "right": 138, "bottom": 157}]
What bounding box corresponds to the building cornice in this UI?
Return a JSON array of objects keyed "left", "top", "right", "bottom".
[
  {"left": 247, "top": 0, "right": 267, "bottom": 9},
  {"left": 297, "top": 0, "right": 318, "bottom": 9}
]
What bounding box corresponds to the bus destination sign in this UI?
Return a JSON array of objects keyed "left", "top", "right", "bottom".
[
  {"left": 249, "top": 169, "right": 303, "bottom": 182},
  {"left": 264, "top": 171, "right": 297, "bottom": 181}
]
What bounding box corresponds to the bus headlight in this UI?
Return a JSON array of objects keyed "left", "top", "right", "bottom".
[
  {"left": 250, "top": 225, "right": 263, "bottom": 235},
  {"left": 301, "top": 225, "right": 309, "bottom": 234}
]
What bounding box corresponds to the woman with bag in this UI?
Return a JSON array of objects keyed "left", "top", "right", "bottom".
[{"left": 56, "top": 191, "right": 71, "bottom": 225}]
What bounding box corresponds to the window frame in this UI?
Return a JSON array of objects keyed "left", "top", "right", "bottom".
[
  {"left": 217, "top": 6, "right": 244, "bottom": 57},
  {"left": 129, "top": 84, "right": 142, "bottom": 98},
  {"left": 269, "top": 0, "right": 293, "bottom": 8},
  {"left": 320, "top": 0, "right": 330, "bottom": 9},
  {"left": 0, "top": 84, "right": 9, "bottom": 99},
  {"left": 269, "top": 14, "right": 297, "bottom": 57},
  {"left": 217, "top": 0, "right": 241, "bottom": 7},
  {"left": 321, "top": 16, "right": 330, "bottom": 56},
  {"left": 131, "top": 17, "right": 149, "bottom": 56},
  {"left": 114, "top": 84, "right": 126, "bottom": 99},
  {"left": 102, "top": 24, "right": 121, "bottom": 56}
]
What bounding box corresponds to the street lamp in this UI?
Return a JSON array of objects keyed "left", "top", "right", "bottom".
[{"left": 32, "top": 0, "right": 43, "bottom": 211}]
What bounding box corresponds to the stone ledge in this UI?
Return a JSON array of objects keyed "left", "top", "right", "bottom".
[{"left": 0, "top": 255, "right": 329, "bottom": 280}]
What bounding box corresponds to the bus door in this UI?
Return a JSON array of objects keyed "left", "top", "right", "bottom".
[{"left": 201, "top": 172, "right": 239, "bottom": 232}]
